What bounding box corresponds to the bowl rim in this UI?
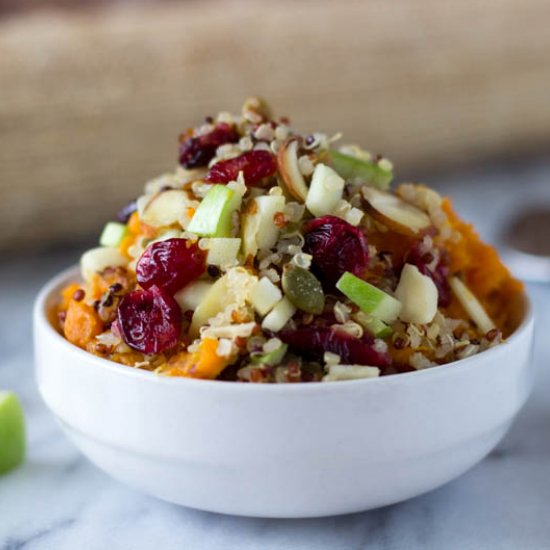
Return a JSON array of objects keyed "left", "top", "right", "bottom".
[{"left": 34, "top": 264, "right": 534, "bottom": 393}]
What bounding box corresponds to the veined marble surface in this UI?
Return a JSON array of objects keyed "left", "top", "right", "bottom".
[{"left": 1, "top": 160, "right": 550, "bottom": 550}]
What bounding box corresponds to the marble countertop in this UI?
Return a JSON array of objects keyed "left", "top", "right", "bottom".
[{"left": 1, "top": 160, "right": 550, "bottom": 550}]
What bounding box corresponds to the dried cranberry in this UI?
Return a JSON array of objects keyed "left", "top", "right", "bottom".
[
  {"left": 205, "top": 150, "right": 277, "bottom": 185},
  {"left": 136, "top": 238, "right": 206, "bottom": 295},
  {"left": 404, "top": 241, "right": 451, "bottom": 307},
  {"left": 279, "top": 326, "right": 391, "bottom": 369},
  {"left": 179, "top": 123, "right": 239, "bottom": 168},
  {"left": 117, "top": 286, "right": 182, "bottom": 354},
  {"left": 117, "top": 200, "right": 137, "bottom": 223},
  {"left": 303, "top": 216, "right": 369, "bottom": 290}
]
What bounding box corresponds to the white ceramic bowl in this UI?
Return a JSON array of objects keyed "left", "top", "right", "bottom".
[{"left": 34, "top": 266, "right": 535, "bottom": 518}]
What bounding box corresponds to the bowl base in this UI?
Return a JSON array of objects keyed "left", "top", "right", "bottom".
[{"left": 59, "top": 417, "right": 513, "bottom": 518}]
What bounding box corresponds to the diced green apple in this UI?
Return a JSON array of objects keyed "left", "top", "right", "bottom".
[
  {"left": 189, "top": 275, "right": 231, "bottom": 338},
  {"left": 0, "top": 391, "right": 25, "bottom": 475},
  {"left": 328, "top": 150, "right": 393, "bottom": 189},
  {"left": 336, "top": 272, "right": 402, "bottom": 323},
  {"left": 174, "top": 280, "right": 213, "bottom": 313},
  {"left": 99, "top": 222, "right": 128, "bottom": 248},
  {"left": 241, "top": 195, "right": 285, "bottom": 257},
  {"left": 204, "top": 238, "right": 242, "bottom": 266},
  {"left": 353, "top": 311, "right": 393, "bottom": 338},
  {"left": 362, "top": 187, "right": 431, "bottom": 236},
  {"left": 256, "top": 195, "right": 285, "bottom": 250},
  {"left": 449, "top": 276, "right": 496, "bottom": 334},
  {"left": 189, "top": 268, "right": 258, "bottom": 337},
  {"left": 241, "top": 204, "right": 261, "bottom": 259},
  {"left": 249, "top": 277, "right": 283, "bottom": 316},
  {"left": 305, "top": 164, "right": 345, "bottom": 217},
  {"left": 251, "top": 342, "right": 288, "bottom": 366},
  {"left": 395, "top": 264, "right": 438, "bottom": 324},
  {"left": 261, "top": 297, "right": 296, "bottom": 332},
  {"left": 80, "top": 247, "right": 128, "bottom": 283},
  {"left": 187, "top": 185, "right": 240, "bottom": 237}
]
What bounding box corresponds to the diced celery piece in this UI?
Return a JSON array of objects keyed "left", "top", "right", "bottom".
[{"left": 99, "top": 222, "right": 128, "bottom": 247}]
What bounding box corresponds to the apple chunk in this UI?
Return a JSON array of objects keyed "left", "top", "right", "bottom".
[
  {"left": 395, "top": 264, "right": 438, "bottom": 324},
  {"left": 261, "top": 297, "right": 296, "bottom": 332},
  {"left": 241, "top": 195, "right": 285, "bottom": 257},
  {"left": 328, "top": 150, "right": 393, "bottom": 189},
  {"left": 203, "top": 238, "right": 242, "bottom": 266},
  {"left": 187, "top": 185, "right": 240, "bottom": 237},
  {"left": 362, "top": 187, "right": 431, "bottom": 235},
  {"left": 0, "top": 391, "right": 25, "bottom": 475},
  {"left": 336, "top": 272, "right": 402, "bottom": 323},
  {"left": 249, "top": 277, "right": 282, "bottom": 316},
  {"left": 305, "top": 164, "right": 344, "bottom": 217},
  {"left": 99, "top": 222, "right": 128, "bottom": 248}
]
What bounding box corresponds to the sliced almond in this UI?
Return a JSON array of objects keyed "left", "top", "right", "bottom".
[
  {"left": 277, "top": 138, "right": 308, "bottom": 202},
  {"left": 449, "top": 277, "right": 496, "bottom": 334},
  {"left": 362, "top": 187, "right": 431, "bottom": 236}
]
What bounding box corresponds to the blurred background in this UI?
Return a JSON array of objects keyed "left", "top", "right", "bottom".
[{"left": 1, "top": 0, "right": 550, "bottom": 254}]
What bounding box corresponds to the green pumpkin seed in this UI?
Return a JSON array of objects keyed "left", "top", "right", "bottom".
[{"left": 282, "top": 264, "right": 325, "bottom": 314}]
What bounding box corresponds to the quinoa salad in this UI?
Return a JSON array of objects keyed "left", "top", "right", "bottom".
[{"left": 55, "top": 98, "right": 524, "bottom": 383}]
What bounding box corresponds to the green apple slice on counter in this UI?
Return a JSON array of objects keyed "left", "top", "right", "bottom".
[
  {"left": 0, "top": 391, "right": 25, "bottom": 475},
  {"left": 336, "top": 271, "right": 402, "bottom": 323}
]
